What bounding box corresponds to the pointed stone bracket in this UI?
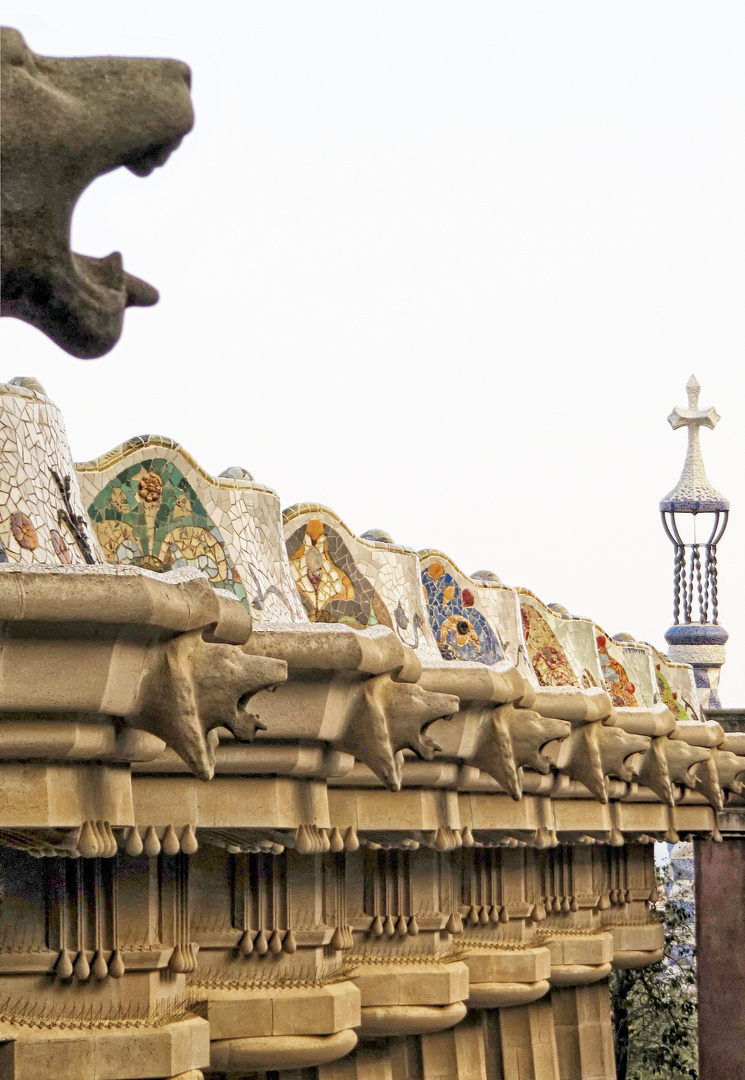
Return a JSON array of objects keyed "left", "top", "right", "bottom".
[
  {"left": 469, "top": 704, "right": 570, "bottom": 800},
  {"left": 131, "top": 629, "right": 287, "bottom": 781},
  {"left": 334, "top": 673, "right": 459, "bottom": 791}
]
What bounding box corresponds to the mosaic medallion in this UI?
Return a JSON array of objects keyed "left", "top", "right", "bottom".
[
  {"left": 421, "top": 562, "right": 504, "bottom": 664},
  {"left": 520, "top": 602, "right": 576, "bottom": 686},
  {"left": 286, "top": 518, "right": 392, "bottom": 629},
  {"left": 87, "top": 458, "right": 247, "bottom": 603}
]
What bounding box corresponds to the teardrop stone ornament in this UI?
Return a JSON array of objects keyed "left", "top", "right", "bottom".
[
  {"left": 283, "top": 929, "right": 297, "bottom": 953},
  {"left": 108, "top": 950, "right": 125, "bottom": 978},
  {"left": 445, "top": 912, "right": 460, "bottom": 934},
  {"left": 240, "top": 930, "right": 254, "bottom": 956},
  {"left": 78, "top": 821, "right": 98, "bottom": 859},
  {"left": 344, "top": 827, "right": 360, "bottom": 851},
  {"left": 162, "top": 824, "right": 180, "bottom": 857},
  {"left": 143, "top": 826, "right": 161, "bottom": 857},
  {"left": 56, "top": 949, "right": 74, "bottom": 980},
  {"left": 74, "top": 951, "right": 91, "bottom": 981},
  {"left": 330, "top": 926, "right": 345, "bottom": 950},
  {"left": 92, "top": 950, "right": 108, "bottom": 980},
  {"left": 180, "top": 824, "right": 199, "bottom": 855},
  {"left": 408, "top": 915, "right": 419, "bottom": 936},
  {"left": 255, "top": 930, "right": 269, "bottom": 955},
  {"left": 102, "top": 821, "right": 117, "bottom": 858},
  {"left": 370, "top": 915, "right": 384, "bottom": 937},
  {"left": 169, "top": 946, "right": 186, "bottom": 973},
  {"left": 269, "top": 929, "right": 284, "bottom": 954},
  {"left": 125, "top": 828, "right": 144, "bottom": 857},
  {"left": 295, "top": 826, "right": 312, "bottom": 854},
  {"left": 329, "top": 827, "right": 344, "bottom": 852}
]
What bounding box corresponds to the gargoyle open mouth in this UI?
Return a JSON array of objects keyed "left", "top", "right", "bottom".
[{"left": 0, "top": 27, "right": 194, "bottom": 358}]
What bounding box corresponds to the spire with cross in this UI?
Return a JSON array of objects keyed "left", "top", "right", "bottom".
[{"left": 660, "top": 375, "right": 729, "bottom": 513}]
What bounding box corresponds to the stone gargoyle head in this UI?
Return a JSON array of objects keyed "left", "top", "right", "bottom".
[{"left": 0, "top": 27, "right": 194, "bottom": 358}]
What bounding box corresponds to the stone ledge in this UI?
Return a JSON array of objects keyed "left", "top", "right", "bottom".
[
  {"left": 468, "top": 979, "right": 550, "bottom": 1008},
  {"left": 359, "top": 1001, "right": 466, "bottom": 1036},
  {"left": 209, "top": 1028, "right": 358, "bottom": 1072}
]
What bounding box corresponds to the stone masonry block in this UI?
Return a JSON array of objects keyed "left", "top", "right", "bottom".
[
  {"left": 464, "top": 947, "right": 551, "bottom": 985},
  {"left": 272, "top": 983, "right": 361, "bottom": 1036}
]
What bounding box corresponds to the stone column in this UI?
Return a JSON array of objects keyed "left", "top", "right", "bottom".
[
  {"left": 497, "top": 998, "right": 560, "bottom": 1080},
  {"left": 695, "top": 834, "right": 745, "bottom": 1077},
  {"left": 551, "top": 984, "right": 616, "bottom": 1079},
  {"left": 420, "top": 1013, "right": 489, "bottom": 1080}
]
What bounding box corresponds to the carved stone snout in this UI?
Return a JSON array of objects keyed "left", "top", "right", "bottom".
[
  {"left": 336, "top": 673, "right": 458, "bottom": 791},
  {"left": 0, "top": 27, "right": 194, "bottom": 357},
  {"left": 131, "top": 628, "right": 287, "bottom": 781},
  {"left": 470, "top": 704, "right": 571, "bottom": 800},
  {"left": 711, "top": 749, "right": 745, "bottom": 798}
]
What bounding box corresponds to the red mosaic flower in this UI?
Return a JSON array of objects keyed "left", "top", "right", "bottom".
[
  {"left": 10, "top": 512, "right": 38, "bottom": 550},
  {"left": 462, "top": 588, "right": 474, "bottom": 607}
]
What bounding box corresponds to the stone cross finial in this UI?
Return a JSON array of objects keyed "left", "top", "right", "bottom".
[
  {"left": 667, "top": 374, "right": 720, "bottom": 435},
  {"left": 660, "top": 375, "right": 728, "bottom": 512}
]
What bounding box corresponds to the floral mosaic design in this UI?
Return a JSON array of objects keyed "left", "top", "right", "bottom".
[
  {"left": 421, "top": 562, "right": 504, "bottom": 664},
  {"left": 286, "top": 518, "right": 392, "bottom": 629},
  {"left": 596, "top": 634, "right": 638, "bottom": 707},
  {"left": 87, "top": 458, "right": 247, "bottom": 603},
  {"left": 520, "top": 603, "right": 576, "bottom": 687}
]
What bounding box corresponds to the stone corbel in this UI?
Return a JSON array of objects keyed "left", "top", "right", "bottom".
[
  {"left": 334, "top": 673, "right": 459, "bottom": 791},
  {"left": 610, "top": 704, "right": 679, "bottom": 806},
  {"left": 243, "top": 625, "right": 458, "bottom": 790},
  {"left": 469, "top": 703, "right": 571, "bottom": 800},
  {"left": 555, "top": 722, "right": 649, "bottom": 803},
  {"left": 711, "top": 749, "right": 745, "bottom": 799},
  {"left": 131, "top": 628, "right": 287, "bottom": 781}
]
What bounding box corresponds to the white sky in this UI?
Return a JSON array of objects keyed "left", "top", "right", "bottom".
[{"left": 3, "top": 2, "right": 745, "bottom": 702}]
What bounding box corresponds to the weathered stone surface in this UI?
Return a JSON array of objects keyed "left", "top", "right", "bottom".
[{"left": 0, "top": 27, "right": 193, "bottom": 357}]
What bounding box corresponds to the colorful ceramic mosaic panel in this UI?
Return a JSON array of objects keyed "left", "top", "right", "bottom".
[
  {"left": 420, "top": 560, "right": 504, "bottom": 665},
  {"left": 283, "top": 505, "right": 442, "bottom": 661},
  {"left": 650, "top": 646, "right": 701, "bottom": 721},
  {"left": 87, "top": 456, "right": 247, "bottom": 601},
  {"left": 519, "top": 601, "right": 578, "bottom": 687},
  {"left": 594, "top": 632, "right": 639, "bottom": 707},
  {"left": 0, "top": 379, "right": 102, "bottom": 568},
  {"left": 78, "top": 437, "right": 306, "bottom": 622},
  {"left": 286, "top": 516, "right": 392, "bottom": 629}
]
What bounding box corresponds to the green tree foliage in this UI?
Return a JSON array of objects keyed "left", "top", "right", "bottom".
[{"left": 610, "top": 871, "right": 697, "bottom": 1080}]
